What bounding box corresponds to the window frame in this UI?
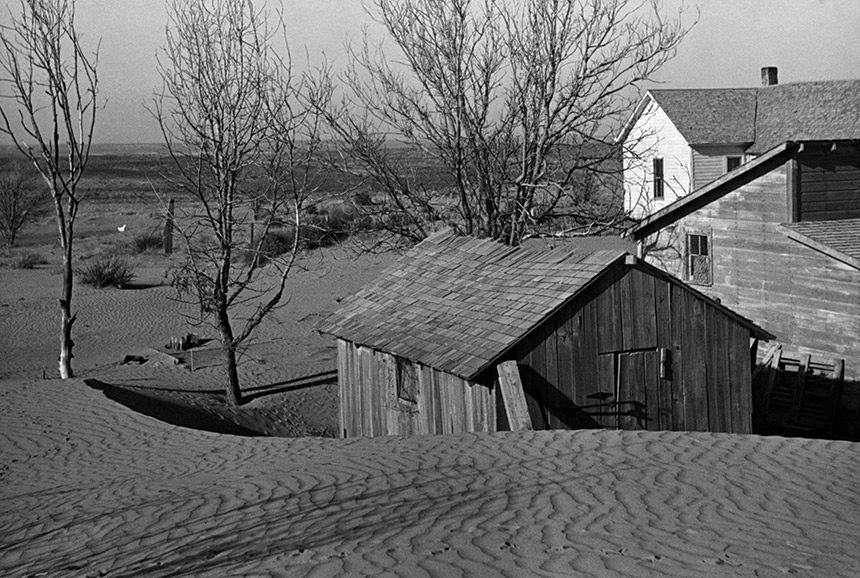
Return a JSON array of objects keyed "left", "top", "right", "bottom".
[
  {"left": 686, "top": 231, "right": 713, "bottom": 287},
  {"left": 395, "top": 355, "right": 419, "bottom": 405},
  {"left": 652, "top": 157, "right": 665, "bottom": 199},
  {"left": 726, "top": 155, "right": 742, "bottom": 172}
]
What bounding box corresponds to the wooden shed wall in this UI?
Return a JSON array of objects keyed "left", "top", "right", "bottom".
[
  {"left": 337, "top": 339, "right": 496, "bottom": 438},
  {"left": 799, "top": 146, "right": 860, "bottom": 221},
  {"left": 643, "top": 164, "right": 860, "bottom": 378},
  {"left": 507, "top": 262, "right": 754, "bottom": 434}
]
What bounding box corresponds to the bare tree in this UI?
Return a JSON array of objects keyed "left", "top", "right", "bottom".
[
  {"left": 0, "top": 0, "right": 99, "bottom": 378},
  {"left": 154, "top": 0, "right": 325, "bottom": 405},
  {"left": 0, "top": 159, "right": 44, "bottom": 246},
  {"left": 316, "top": 0, "right": 692, "bottom": 245}
]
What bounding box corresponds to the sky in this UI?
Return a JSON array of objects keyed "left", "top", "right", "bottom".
[{"left": 1, "top": 0, "right": 859, "bottom": 144}]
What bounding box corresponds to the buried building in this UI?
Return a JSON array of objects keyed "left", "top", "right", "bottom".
[{"left": 318, "top": 229, "right": 772, "bottom": 438}]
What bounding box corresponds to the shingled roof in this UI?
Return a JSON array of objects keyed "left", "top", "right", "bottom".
[
  {"left": 751, "top": 79, "right": 860, "bottom": 153},
  {"left": 779, "top": 218, "right": 860, "bottom": 270},
  {"left": 620, "top": 78, "right": 860, "bottom": 150},
  {"left": 317, "top": 229, "right": 627, "bottom": 380},
  {"left": 649, "top": 89, "right": 757, "bottom": 145}
]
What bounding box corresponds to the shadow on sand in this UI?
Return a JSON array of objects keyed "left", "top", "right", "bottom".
[{"left": 84, "top": 378, "right": 264, "bottom": 436}]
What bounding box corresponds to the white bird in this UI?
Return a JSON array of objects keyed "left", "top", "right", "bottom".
[{"left": 117, "top": 224, "right": 127, "bottom": 233}]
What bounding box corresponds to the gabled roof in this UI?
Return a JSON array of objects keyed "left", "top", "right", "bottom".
[
  {"left": 319, "top": 229, "right": 771, "bottom": 380},
  {"left": 618, "top": 79, "right": 860, "bottom": 150},
  {"left": 752, "top": 80, "right": 860, "bottom": 153},
  {"left": 626, "top": 142, "right": 802, "bottom": 240},
  {"left": 649, "top": 89, "right": 757, "bottom": 145},
  {"left": 779, "top": 219, "right": 860, "bottom": 270},
  {"left": 318, "top": 229, "right": 628, "bottom": 380}
]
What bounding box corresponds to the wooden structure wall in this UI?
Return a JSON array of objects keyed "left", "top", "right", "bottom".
[
  {"left": 503, "top": 261, "right": 754, "bottom": 434},
  {"left": 643, "top": 163, "right": 860, "bottom": 379},
  {"left": 797, "top": 145, "right": 860, "bottom": 221},
  {"left": 691, "top": 145, "right": 749, "bottom": 191},
  {"left": 337, "top": 340, "right": 496, "bottom": 438}
]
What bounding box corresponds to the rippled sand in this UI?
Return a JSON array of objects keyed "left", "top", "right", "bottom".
[{"left": 2, "top": 378, "right": 859, "bottom": 577}]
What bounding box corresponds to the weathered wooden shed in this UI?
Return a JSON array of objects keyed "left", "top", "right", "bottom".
[{"left": 318, "top": 229, "right": 772, "bottom": 438}]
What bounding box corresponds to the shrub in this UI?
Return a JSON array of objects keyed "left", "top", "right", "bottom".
[
  {"left": 80, "top": 256, "right": 135, "bottom": 288},
  {"left": 133, "top": 232, "right": 163, "bottom": 253},
  {"left": 15, "top": 252, "right": 48, "bottom": 269},
  {"left": 247, "top": 227, "right": 297, "bottom": 265}
]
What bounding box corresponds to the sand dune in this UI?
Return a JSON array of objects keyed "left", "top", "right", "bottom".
[{"left": 2, "top": 377, "right": 859, "bottom": 577}]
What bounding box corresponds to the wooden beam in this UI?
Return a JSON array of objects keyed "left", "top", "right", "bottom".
[
  {"left": 496, "top": 361, "right": 533, "bottom": 431},
  {"left": 826, "top": 359, "right": 845, "bottom": 430},
  {"left": 762, "top": 348, "right": 783, "bottom": 415},
  {"left": 752, "top": 343, "right": 780, "bottom": 383},
  {"left": 789, "top": 354, "right": 811, "bottom": 423}
]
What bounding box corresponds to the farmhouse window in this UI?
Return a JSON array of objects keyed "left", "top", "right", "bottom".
[
  {"left": 726, "top": 156, "right": 742, "bottom": 172},
  {"left": 396, "top": 356, "right": 419, "bottom": 404},
  {"left": 687, "top": 233, "right": 712, "bottom": 286},
  {"left": 652, "top": 158, "right": 665, "bottom": 199}
]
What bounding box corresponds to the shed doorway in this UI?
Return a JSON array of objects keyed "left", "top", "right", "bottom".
[{"left": 601, "top": 348, "right": 673, "bottom": 431}]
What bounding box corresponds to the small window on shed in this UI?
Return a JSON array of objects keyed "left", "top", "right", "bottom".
[
  {"left": 396, "top": 356, "right": 419, "bottom": 404},
  {"left": 686, "top": 233, "right": 712, "bottom": 286},
  {"left": 726, "top": 156, "right": 742, "bottom": 172},
  {"left": 652, "top": 158, "right": 665, "bottom": 199}
]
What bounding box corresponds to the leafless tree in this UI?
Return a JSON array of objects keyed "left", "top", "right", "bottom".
[
  {"left": 0, "top": 159, "right": 45, "bottom": 246},
  {"left": 0, "top": 0, "right": 99, "bottom": 378},
  {"left": 315, "top": 0, "right": 693, "bottom": 245},
  {"left": 153, "top": 0, "right": 325, "bottom": 405}
]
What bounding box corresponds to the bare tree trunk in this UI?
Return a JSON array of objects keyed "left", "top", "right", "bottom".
[
  {"left": 217, "top": 309, "right": 242, "bottom": 405},
  {"left": 58, "top": 242, "right": 75, "bottom": 378},
  {"left": 222, "top": 343, "right": 242, "bottom": 406}
]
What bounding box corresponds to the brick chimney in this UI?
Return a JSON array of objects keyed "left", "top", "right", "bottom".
[{"left": 761, "top": 66, "right": 778, "bottom": 86}]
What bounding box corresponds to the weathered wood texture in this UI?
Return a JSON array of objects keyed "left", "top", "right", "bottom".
[
  {"left": 644, "top": 163, "right": 860, "bottom": 380},
  {"left": 337, "top": 339, "right": 495, "bottom": 438},
  {"left": 496, "top": 361, "right": 533, "bottom": 431},
  {"left": 509, "top": 262, "right": 754, "bottom": 434},
  {"left": 799, "top": 147, "right": 860, "bottom": 221}
]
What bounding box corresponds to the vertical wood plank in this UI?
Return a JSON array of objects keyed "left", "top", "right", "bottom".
[
  {"left": 685, "top": 293, "right": 709, "bottom": 431},
  {"left": 597, "top": 268, "right": 622, "bottom": 353},
  {"left": 619, "top": 268, "right": 635, "bottom": 351},
  {"left": 555, "top": 304, "right": 577, "bottom": 430},
  {"left": 731, "top": 324, "right": 754, "bottom": 433},
  {"left": 670, "top": 283, "right": 686, "bottom": 431},
  {"left": 417, "top": 365, "right": 432, "bottom": 435},
  {"left": 497, "top": 361, "right": 534, "bottom": 431},
  {"left": 596, "top": 353, "right": 616, "bottom": 428},
  {"left": 337, "top": 339, "right": 348, "bottom": 438},
  {"left": 644, "top": 351, "right": 660, "bottom": 431},
  {"left": 632, "top": 268, "right": 658, "bottom": 348}
]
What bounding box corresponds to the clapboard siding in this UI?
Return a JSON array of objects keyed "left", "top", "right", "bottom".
[
  {"left": 644, "top": 162, "right": 860, "bottom": 378},
  {"left": 691, "top": 145, "right": 748, "bottom": 191},
  {"left": 623, "top": 98, "right": 693, "bottom": 218}
]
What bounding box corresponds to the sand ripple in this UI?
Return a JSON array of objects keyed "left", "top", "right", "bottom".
[{"left": 2, "top": 378, "right": 859, "bottom": 577}]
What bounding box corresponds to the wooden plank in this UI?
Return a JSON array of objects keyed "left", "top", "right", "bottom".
[
  {"left": 543, "top": 316, "right": 560, "bottom": 430},
  {"left": 729, "top": 323, "right": 753, "bottom": 434},
  {"left": 337, "top": 339, "right": 348, "bottom": 438},
  {"left": 670, "top": 284, "right": 686, "bottom": 431},
  {"left": 449, "top": 373, "right": 467, "bottom": 433},
  {"left": 763, "top": 348, "right": 783, "bottom": 416},
  {"left": 685, "top": 292, "right": 709, "bottom": 431},
  {"left": 595, "top": 353, "right": 616, "bottom": 429},
  {"left": 827, "top": 359, "right": 845, "bottom": 430},
  {"left": 752, "top": 343, "right": 781, "bottom": 382},
  {"left": 789, "top": 354, "right": 811, "bottom": 423},
  {"left": 555, "top": 304, "right": 577, "bottom": 430},
  {"left": 497, "top": 361, "right": 533, "bottom": 431},
  {"left": 617, "top": 352, "right": 646, "bottom": 430},
  {"left": 619, "top": 268, "right": 635, "bottom": 350},
  {"left": 596, "top": 268, "right": 623, "bottom": 353},
  {"left": 644, "top": 350, "right": 660, "bottom": 431}
]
